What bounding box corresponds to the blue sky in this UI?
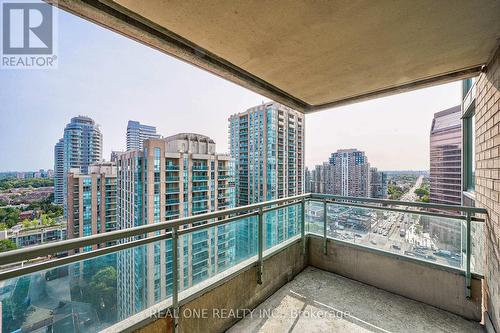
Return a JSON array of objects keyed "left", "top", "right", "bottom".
[{"left": 0, "top": 7, "right": 462, "bottom": 172}]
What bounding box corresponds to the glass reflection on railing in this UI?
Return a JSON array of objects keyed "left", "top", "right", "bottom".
[
  {"left": 178, "top": 215, "right": 258, "bottom": 292},
  {"left": 263, "top": 203, "right": 301, "bottom": 250},
  {"left": 0, "top": 239, "right": 177, "bottom": 333}
]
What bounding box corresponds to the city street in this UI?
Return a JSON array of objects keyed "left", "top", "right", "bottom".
[{"left": 311, "top": 175, "right": 462, "bottom": 269}]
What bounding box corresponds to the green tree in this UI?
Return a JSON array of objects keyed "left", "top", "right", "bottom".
[
  {"left": 0, "top": 239, "right": 17, "bottom": 252},
  {"left": 2, "top": 276, "right": 30, "bottom": 332},
  {"left": 0, "top": 207, "right": 20, "bottom": 228},
  {"left": 41, "top": 214, "right": 54, "bottom": 226},
  {"left": 87, "top": 267, "right": 117, "bottom": 322},
  {"left": 414, "top": 187, "right": 429, "bottom": 198},
  {"left": 388, "top": 184, "right": 403, "bottom": 200},
  {"left": 0, "top": 178, "right": 53, "bottom": 190},
  {"left": 21, "top": 219, "right": 32, "bottom": 229}
]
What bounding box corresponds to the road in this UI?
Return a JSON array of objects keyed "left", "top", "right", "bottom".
[
  {"left": 400, "top": 175, "right": 423, "bottom": 202},
  {"left": 311, "top": 175, "right": 461, "bottom": 269}
]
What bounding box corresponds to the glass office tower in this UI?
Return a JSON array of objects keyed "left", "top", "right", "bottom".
[{"left": 429, "top": 106, "right": 462, "bottom": 205}]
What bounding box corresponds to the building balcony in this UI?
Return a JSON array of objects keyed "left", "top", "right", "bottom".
[
  {"left": 166, "top": 176, "right": 180, "bottom": 182},
  {"left": 166, "top": 165, "right": 180, "bottom": 171},
  {"left": 166, "top": 187, "right": 180, "bottom": 194},
  {"left": 192, "top": 206, "right": 208, "bottom": 213},
  {"left": 192, "top": 176, "right": 208, "bottom": 181},
  {"left": 166, "top": 209, "right": 180, "bottom": 217},
  {"left": 192, "top": 166, "right": 208, "bottom": 171},
  {"left": 166, "top": 198, "right": 180, "bottom": 205},
  {"left": 192, "top": 186, "right": 208, "bottom": 192},
  {"left": 192, "top": 196, "right": 208, "bottom": 203},
  {"left": 0, "top": 194, "right": 487, "bottom": 333}
]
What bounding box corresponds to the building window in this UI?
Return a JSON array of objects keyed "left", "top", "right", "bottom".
[
  {"left": 462, "top": 75, "right": 476, "bottom": 195},
  {"left": 463, "top": 113, "right": 475, "bottom": 191}
]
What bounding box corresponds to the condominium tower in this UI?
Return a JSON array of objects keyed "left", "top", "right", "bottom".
[
  {"left": 115, "top": 134, "right": 233, "bottom": 319},
  {"left": 429, "top": 106, "right": 462, "bottom": 205},
  {"left": 229, "top": 102, "right": 305, "bottom": 205},
  {"left": 53, "top": 139, "right": 64, "bottom": 204},
  {"left": 53, "top": 116, "right": 103, "bottom": 212},
  {"left": 126, "top": 120, "right": 161, "bottom": 151},
  {"left": 229, "top": 102, "right": 305, "bottom": 257},
  {"left": 67, "top": 162, "right": 117, "bottom": 250},
  {"left": 308, "top": 163, "right": 335, "bottom": 194},
  {"left": 369, "top": 167, "right": 388, "bottom": 199},
  {"left": 328, "top": 149, "right": 370, "bottom": 197}
]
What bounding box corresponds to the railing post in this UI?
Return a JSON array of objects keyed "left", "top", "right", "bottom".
[
  {"left": 465, "top": 212, "right": 472, "bottom": 299},
  {"left": 323, "top": 199, "right": 327, "bottom": 255},
  {"left": 172, "top": 226, "right": 179, "bottom": 332},
  {"left": 257, "top": 207, "right": 263, "bottom": 285},
  {"left": 301, "top": 198, "right": 306, "bottom": 255}
]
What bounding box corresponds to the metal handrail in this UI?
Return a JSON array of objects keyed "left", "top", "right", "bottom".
[
  {"left": 0, "top": 193, "right": 486, "bottom": 283},
  {"left": 0, "top": 193, "right": 310, "bottom": 266},
  {"left": 309, "top": 198, "right": 486, "bottom": 222},
  {"left": 0, "top": 192, "right": 486, "bottom": 333},
  {"left": 310, "top": 193, "right": 487, "bottom": 215}
]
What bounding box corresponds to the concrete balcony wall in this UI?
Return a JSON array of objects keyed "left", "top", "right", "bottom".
[
  {"left": 135, "top": 238, "right": 306, "bottom": 333},
  {"left": 307, "top": 234, "right": 482, "bottom": 321},
  {"left": 133, "top": 234, "right": 484, "bottom": 333}
]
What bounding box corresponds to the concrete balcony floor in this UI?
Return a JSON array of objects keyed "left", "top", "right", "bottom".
[{"left": 228, "top": 267, "right": 483, "bottom": 333}]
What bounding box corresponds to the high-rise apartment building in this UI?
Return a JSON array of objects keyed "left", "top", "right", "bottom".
[
  {"left": 229, "top": 102, "right": 305, "bottom": 205},
  {"left": 429, "top": 106, "right": 462, "bottom": 205},
  {"left": 328, "top": 149, "right": 370, "bottom": 197},
  {"left": 369, "top": 167, "right": 388, "bottom": 199},
  {"left": 229, "top": 102, "right": 304, "bottom": 257},
  {"left": 54, "top": 139, "right": 64, "bottom": 204},
  {"left": 67, "top": 162, "right": 117, "bottom": 251},
  {"left": 54, "top": 116, "right": 103, "bottom": 213},
  {"left": 115, "top": 134, "right": 233, "bottom": 319},
  {"left": 309, "top": 163, "right": 335, "bottom": 194},
  {"left": 126, "top": 120, "right": 161, "bottom": 151},
  {"left": 305, "top": 167, "right": 311, "bottom": 193}
]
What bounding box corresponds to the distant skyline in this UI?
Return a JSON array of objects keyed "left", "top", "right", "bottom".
[{"left": 0, "top": 8, "right": 462, "bottom": 172}]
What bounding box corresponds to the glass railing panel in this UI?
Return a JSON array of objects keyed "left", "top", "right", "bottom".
[
  {"left": 323, "top": 202, "right": 465, "bottom": 270},
  {"left": 305, "top": 200, "right": 324, "bottom": 235},
  {"left": 177, "top": 215, "right": 257, "bottom": 293},
  {"left": 1, "top": 238, "right": 172, "bottom": 333},
  {"left": 263, "top": 203, "right": 301, "bottom": 250}
]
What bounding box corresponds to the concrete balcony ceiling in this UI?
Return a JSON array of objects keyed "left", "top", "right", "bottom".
[{"left": 58, "top": 0, "right": 500, "bottom": 112}]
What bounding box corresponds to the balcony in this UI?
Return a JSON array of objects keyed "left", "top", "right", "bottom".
[
  {"left": 166, "top": 176, "right": 180, "bottom": 182},
  {"left": 166, "top": 165, "right": 180, "bottom": 171},
  {"left": 0, "top": 194, "right": 486, "bottom": 333},
  {"left": 166, "top": 187, "right": 180, "bottom": 194},
  {"left": 192, "top": 186, "right": 208, "bottom": 192},
  {"left": 192, "top": 196, "right": 208, "bottom": 203},
  {"left": 166, "top": 198, "right": 180, "bottom": 205}
]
